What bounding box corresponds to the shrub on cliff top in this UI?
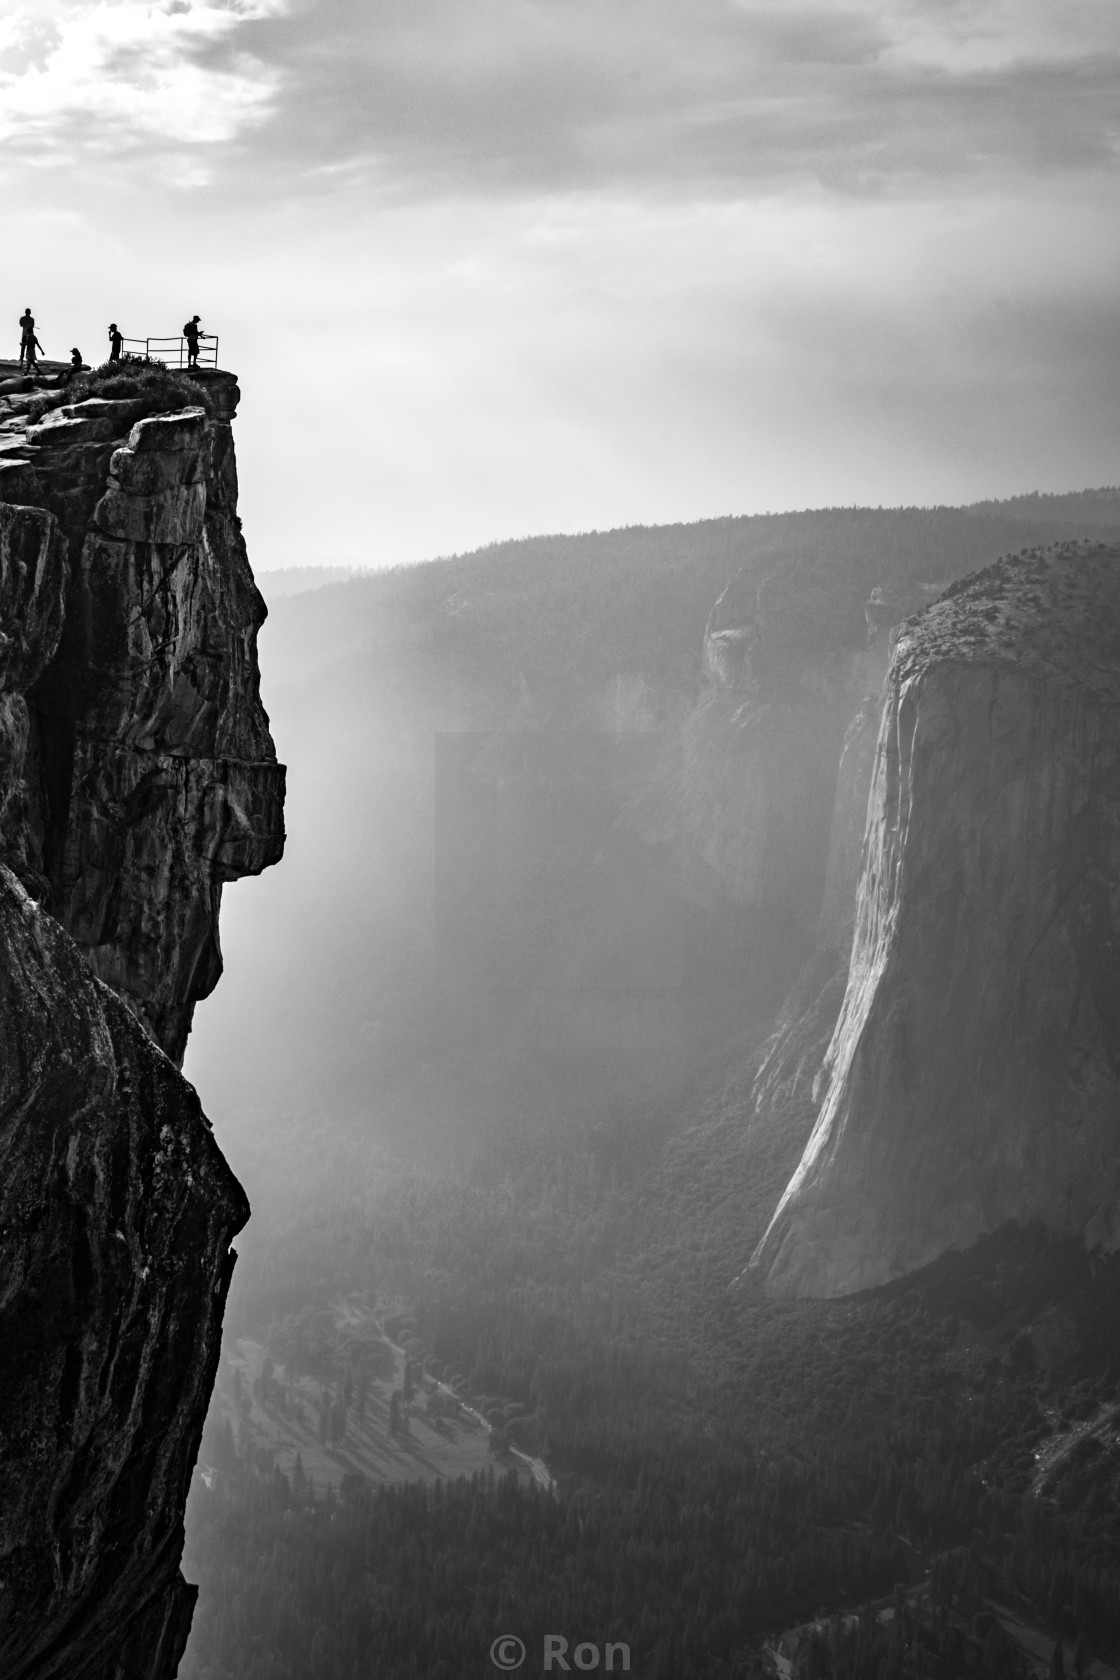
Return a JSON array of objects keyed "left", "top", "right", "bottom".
[{"left": 24, "top": 360, "right": 214, "bottom": 423}]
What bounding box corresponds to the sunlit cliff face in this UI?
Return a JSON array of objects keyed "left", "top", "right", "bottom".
[{"left": 754, "top": 544, "right": 1120, "bottom": 1299}]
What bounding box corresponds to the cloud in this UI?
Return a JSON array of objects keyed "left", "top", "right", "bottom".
[
  {"left": 213, "top": 0, "right": 1120, "bottom": 203},
  {"left": 1, "top": 0, "right": 1116, "bottom": 569},
  {"left": 885, "top": 0, "right": 1120, "bottom": 71},
  {"left": 2, "top": 0, "right": 1116, "bottom": 203},
  {"left": 0, "top": 0, "right": 285, "bottom": 160}
]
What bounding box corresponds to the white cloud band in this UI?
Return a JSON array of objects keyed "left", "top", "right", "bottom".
[{"left": 0, "top": 0, "right": 286, "bottom": 154}]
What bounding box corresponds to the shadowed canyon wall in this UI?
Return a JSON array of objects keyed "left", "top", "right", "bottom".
[{"left": 0, "top": 372, "right": 283, "bottom": 1678}]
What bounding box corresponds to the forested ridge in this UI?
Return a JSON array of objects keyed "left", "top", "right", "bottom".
[{"left": 261, "top": 497, "right": 1120, "bottom": 700}]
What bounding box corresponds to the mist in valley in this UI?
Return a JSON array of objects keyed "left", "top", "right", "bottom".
[
  {"left": 189, "top": 499, "right": 1120, "bottom": 1204},
  {"left": 179, "top": 495, "right": 1120, "bottom": 1679},
  {"left": 185, "top": 506, "right": 1066, "bottom": 1236}
]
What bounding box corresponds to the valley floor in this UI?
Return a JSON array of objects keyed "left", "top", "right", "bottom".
[
  {"left": 203, "top": 1300, "right": 539, "bottom": 1494},
  {"left": 182, "top": 1145, "right": 1120, "bottom": 1680}
]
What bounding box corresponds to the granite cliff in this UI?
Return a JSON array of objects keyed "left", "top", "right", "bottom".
[
  {"left": 752, "top": 543, "right": 1120, "bottom": 1297},
  {"left": 732, "top": 577, "right": 937, "bottom": 1148},
  {"left": 0, "top": 370, "right": 283, "bottom": 1677}
]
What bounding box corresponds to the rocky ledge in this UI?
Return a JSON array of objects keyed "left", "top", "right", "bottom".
[
  {"left": 752, "top": 543, "right": 1120, "bottom": 1298},
  {"left": 0, "top": 370, "right": 283, "bottom": 1677}
]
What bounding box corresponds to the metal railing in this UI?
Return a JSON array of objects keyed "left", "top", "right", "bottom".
[{"left": 119, "top": 334, "right": 219, "bottom": 370}]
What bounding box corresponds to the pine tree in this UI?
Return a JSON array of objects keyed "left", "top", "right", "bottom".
[{"left": 214, "top": 1415, "right": 236, "bottom": 1472}]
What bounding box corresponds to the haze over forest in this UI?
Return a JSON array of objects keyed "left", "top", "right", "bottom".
[
  {"left": 189, "top": 488, "right": 1120, "bottom": 1191},
  {"left": 169, "top": 486, "right": 1120, "bottom": 1680}
]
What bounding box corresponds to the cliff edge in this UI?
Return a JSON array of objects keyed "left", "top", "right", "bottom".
[
  {"left": 0, "top": 370, "right": 284, "bottom": 1677},
  {"left": 752, "top": 543, "right": 1120, "bottom": 1298}
]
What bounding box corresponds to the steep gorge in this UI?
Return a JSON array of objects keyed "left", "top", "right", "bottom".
[{"left": 0, "top": 371, "right": 283, "bottom": 1678}]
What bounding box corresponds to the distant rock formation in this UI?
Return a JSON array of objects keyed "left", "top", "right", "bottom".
[
  {"left": 670, "top": 569, "right": 896, "bottom": 920},
  {"left": 0, "top": 373, "right": 283, "bottom": 1677},
  {"left": 736, "top": 579, "right": 938, "bottom": 1142},
  {"left": 752, "top": 545, "right": 1120, "bottom": 1298}
]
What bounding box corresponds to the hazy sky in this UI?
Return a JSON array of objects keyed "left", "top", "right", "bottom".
[{"left": 1, "top": 0, "right": 1117, "bottom": 567}]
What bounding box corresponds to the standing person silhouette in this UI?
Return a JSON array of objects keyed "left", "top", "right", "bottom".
[
  {"left": 182, "top": 314, "right": 206, "bottom": 368},
  {"left": 18, "top": 308, "right": 43, "bottom": 373},
  {"left": 108, "top": 323, "right": 123, "bottom": 363}
]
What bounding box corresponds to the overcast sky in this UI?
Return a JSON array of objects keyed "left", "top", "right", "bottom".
[{"left": 1, "top": 0, "right": 1117, "bottom": 567}]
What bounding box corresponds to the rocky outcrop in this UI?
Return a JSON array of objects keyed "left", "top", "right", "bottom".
[
  {"left": 752, "top": 544, "right": 1120, "bottom": 1298},
  {"left": 0, "top": 869, "right": 249, "bottom": 1679},
  {"left": 1, "top": 375, "right": 282, "bottom": 1062},
  {"left": 0, "top": 370, "right": 283, "bottom": 1677}
]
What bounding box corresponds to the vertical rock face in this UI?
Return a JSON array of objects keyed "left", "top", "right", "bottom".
[
  {"left": 740, "top": 584, "right": 918, "bottom": 1143},
  {"left": 673, "top": 569, "right": 892, "bottom": 921},
  {"left": 678, "top": 570, "right": 945, "bottom": 928},
  {"left": 752, "top": 545, "right": 1120, "bottom": 1298},
  {"left": 7, "top": 380, "right": 284, "bottom": 1062},
  {"left": 0, "top": 371, "right": 283, "bottom": 1677}
]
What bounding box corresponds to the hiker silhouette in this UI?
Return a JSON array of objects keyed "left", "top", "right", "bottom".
[
  {"left": 19, "top": 309, "right": 43, "bottom": 373},
  {"left": 108, "top": 323, "right": 123, "bottom": 362},
  {"left": 183, "top": 315, "right": 206, "bottom": 368}
]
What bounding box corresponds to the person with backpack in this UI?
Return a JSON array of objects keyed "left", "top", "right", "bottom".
[{"left": 183, "top": 315, "right": 207, "bottom": 368}]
